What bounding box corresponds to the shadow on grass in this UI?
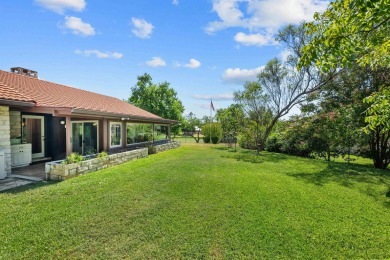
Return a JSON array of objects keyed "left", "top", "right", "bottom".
[
  {"left": 289, "top": 161, "right": 390, "bottom": 187},
  {"left": 220, "top": 147, "right": 390, "bottom": 203},
  {"left": 0, "top": 181, "right": 59, "bottom": 194},
  {"left": 286, "top": 160, "right": 390, "bottom": 205},
  {"left": 219, "top": 148, "right": 291, "bottom": 164}
]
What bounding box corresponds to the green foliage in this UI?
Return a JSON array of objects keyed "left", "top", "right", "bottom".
[
  {"left": 203, "top": 136, "right": 210, "bottom": 143},
  {"left": 300, "top": 0, "right": 390, "bottom": 71},
  {"left": 364, "top": 86, "right": 390, "bottom": 132},
  {"left": 97, "top": 151, "right": 108, "bottom": 159},
  {"left": 128, "top": 73, "right": 185, "bottom": 128},
  {"left": 215, "top": 104, "right": 244, "bottom": 143},
  {"left": 238, "top": 121, "right": 260, "bottom": 150},
  {"left": 1, "top": 144, "right": 390, "bottom": 258},
  {"left": 182, "top": 112, "right": 203, "bottom": 143},
  {"left": 62, "top": 153, "right": 84, "bottom": 164},
  {"left": 234, "top": 81, "right": 273, "bottom": 150},
  {"left": 265, "top": 134, "right": 282, "bottom": 153},
  {"left": 202, "top": 123, "right": 222, "bottom": 144}
]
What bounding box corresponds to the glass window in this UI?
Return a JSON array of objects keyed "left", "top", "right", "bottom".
[
  {"left": 127, "top": 123, "right": 153, "bottom": 144},
  {"left": 110, "top": 122, "right": 122, "bottom": 147},
  {"left": 154, "top": 124, "right": 168, "bottom": 141}
]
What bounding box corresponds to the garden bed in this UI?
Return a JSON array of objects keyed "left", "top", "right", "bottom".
[{"left": 45, "top": 141, "right": 181, "bottom": 181}]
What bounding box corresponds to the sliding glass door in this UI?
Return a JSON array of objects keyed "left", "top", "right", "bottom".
[{"left": 71, "top": 121, "right": 98, "bottom": 155}]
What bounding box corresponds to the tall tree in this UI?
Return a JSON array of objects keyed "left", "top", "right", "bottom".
[
  {"left": 215, "top": 104, "right": 244, "bottom": 145},
  {"left": 300, "top": 0, "right": 390, "bottom": 138},
  {"left": 234, "top": 81, "right": 273, "bottom": 151},
  {"left": 233, "top": 24, "right": 337, "bottom": 151},
  {"left": 182, "top": 112, "right": 202, "bottom": 143},
  {"left": 313, "top": 66, "right": 390, "bottom": 168},
  {"left": 129, "top": 73, "right": 185, "bottom": 135},
  {"left": 300, "top": 0, "right": 390, "bottom": 71}
]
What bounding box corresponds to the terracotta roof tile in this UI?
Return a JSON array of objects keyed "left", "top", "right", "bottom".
[{"left": 0, "top": 70, "right": 163, "bottom": 120}]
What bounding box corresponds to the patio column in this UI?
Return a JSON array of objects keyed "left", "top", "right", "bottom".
[
  {"left": 65, "top": 116, "right": 72, "bottom": 155},
  {"left": 122, "top": 121, "right": 127, "bottom": 148},
  {"left": 168, "top": 124, "right": 171, "bottom": 141},
  {"left": 102, "top": 118, "right": 108, "bottom": 151}
]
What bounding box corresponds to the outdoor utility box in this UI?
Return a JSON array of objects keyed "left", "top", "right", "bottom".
[{"left": 0, "top": 150, "right": 6, "bottom": 179}]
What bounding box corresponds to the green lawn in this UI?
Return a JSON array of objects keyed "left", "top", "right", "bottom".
[{"left": 1, "top": 144, "right": 389, "bottom": 259}]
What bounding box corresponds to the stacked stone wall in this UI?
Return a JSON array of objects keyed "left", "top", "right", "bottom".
[
  {"left": 46, "top": 148, "right": 148, "bottom": 181},
  {"left": 9, "top": 111, "right": 21, "bottom": 139},
  {"left": 153, "top": 141, "right": 181, "bottom": 153},
  {"left": 0, "top": 106, "right": 11, "bottom": 175}
]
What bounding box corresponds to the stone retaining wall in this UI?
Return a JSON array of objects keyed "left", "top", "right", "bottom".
[
  {"left": 45, "top": 148, "right": 148, "bottom": 181},
  {"left": 45, "top": 142, "right": 181, "bottom": 181},
  {"left": 153, "top": 141, "right": 181, "bottom": 153}
]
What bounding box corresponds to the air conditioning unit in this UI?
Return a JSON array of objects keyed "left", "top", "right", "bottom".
[{"left": 0, "top": 150, "right": 6, "bottom": 179}]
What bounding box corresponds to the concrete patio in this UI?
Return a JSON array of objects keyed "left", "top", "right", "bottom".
[{"left": 0, "top": 163, "right": 46, "bottom": 192}]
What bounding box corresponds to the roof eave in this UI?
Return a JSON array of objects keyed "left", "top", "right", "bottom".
[
  {"left": 71, "top": 108, "right": 179, "bottom": 124},
  {"left": 0, "top": 98, "right": 35, "bottom": 107}
]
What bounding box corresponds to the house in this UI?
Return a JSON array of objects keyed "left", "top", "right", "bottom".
[{"left": 0, "top": 67, "right": 178, "bottom": 178}]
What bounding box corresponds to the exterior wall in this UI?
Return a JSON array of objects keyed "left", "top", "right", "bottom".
[
  {"left": 9, "top": 111, "right": 21, "bottom": 139},
  {"left": 0, "top": 106, "right": 12, "bottom": 175},
  {"left": 45, "top": 147, "right": 148, "bottom": 181}
]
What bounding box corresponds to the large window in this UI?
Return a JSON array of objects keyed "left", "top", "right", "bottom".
[
  {"left": 127, "top": 123, "right": 153, "bottom": 145},
  {"left": 110, "top": 122, "right": 122, "bottom": 148},
  {"left": 154, "top": 124, "right": 168, "bottom": 141}
]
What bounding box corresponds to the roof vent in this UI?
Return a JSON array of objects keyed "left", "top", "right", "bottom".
[{"left": 10, "top": 67, "right": 38, "bottom": 78}]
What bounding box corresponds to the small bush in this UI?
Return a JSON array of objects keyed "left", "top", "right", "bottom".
[
  {"left": 265, "top": 135, "right": 282, "bottom": 152},
  {"left": 97, "top": 151, "right": 108, "bottom": 159},
  {"left": 211, "top": 136, "right": 219, "bottom": 144},
  {"left": 203, "top": 136, "right": 210, "bottom": 143},
  {"left": 62, "top": 153, "right": 83, "bottom": 164}
]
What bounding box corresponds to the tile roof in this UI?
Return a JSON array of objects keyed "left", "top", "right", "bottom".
[{"left": 0, "top": 70, "right": 163, "bottom": 120}]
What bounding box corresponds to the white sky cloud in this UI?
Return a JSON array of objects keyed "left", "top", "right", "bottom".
[
  {"left": 35, "top": 0, "right": 86, "bottom": 14},
  {"left": 172, "top": 0, "right": 179, "bottom": 5},
  {"left": 64, "top": 16, "right": 95, "bottom": 36},
  {"left": 179, "top": 58, "right": 201, "bottom": 69},
  {"left": 146, "top": 57, "right": 166, "bottom": 67},
  {"left": 131, "top": 18, "right": 154, "bottom": 39},
  {"left": 75, "top": 49, "right": 123, "bottom": 59},
  {"left": 192, "top": 93, "right": 233, "bottom": 101},
  {"left": 206, "top": 0, "right": 329, "bottom": 46},
  {"left": 222, "top": 66, "right": 264, "bottom": 84},
  {"left": 234, "top": 32, "right": 277, "bottom": 46}
]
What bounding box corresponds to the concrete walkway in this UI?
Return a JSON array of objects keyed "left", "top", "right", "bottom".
[{"left": 0, "top": 177, "right": 35, "bottom": 192}]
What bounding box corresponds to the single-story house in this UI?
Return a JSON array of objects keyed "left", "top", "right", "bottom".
[{"left": 0, "top": 67, "right": 178, "bottom": 178}]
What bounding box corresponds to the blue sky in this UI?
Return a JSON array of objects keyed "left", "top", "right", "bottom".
[{"left": 1, "top": 0, "right": 329, "bottom": 117}]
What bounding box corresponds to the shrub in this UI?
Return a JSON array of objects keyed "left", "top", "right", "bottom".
[
  {"left": 97, "top": 151, "right": 108, "bottom": 159},
  {"left": 202, "top": 123, "right": 222, "bottom": 144},
  {"left": 62, "top": 153, "right": 83, "bottom": 164},
  {"left": 265, "top": 135, "right": 282, "bottom": 152},
  {"left": 211, "top": 136, "right": 219, "bottom": 144}
]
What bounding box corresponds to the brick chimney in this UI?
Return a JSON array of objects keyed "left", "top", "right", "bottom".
[{"left": 10, "top": 67, "right": 38, "bottom": 78}]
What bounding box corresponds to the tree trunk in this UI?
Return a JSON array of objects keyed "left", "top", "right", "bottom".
[{"left": 369, "top": 128, "right": 390, "bottom": 169}]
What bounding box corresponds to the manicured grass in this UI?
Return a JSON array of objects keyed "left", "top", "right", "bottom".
[
  {"left": 174, "top": 135, "right": 204, "bottom": 143},
  {"left": 1, "top": 144, "right": 389, "bottom": 258}
]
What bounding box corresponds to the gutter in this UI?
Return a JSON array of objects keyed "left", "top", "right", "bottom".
[
  {"left": 0, "top": 99, "right": 35, "bottom": 107},
  {"left": 71, "top": 108, "right": 180, "bottom": 125}
]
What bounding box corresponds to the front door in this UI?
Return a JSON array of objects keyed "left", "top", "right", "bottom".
[
  {"left": 22, "top": 115, "right": 45, "bottom": 159},
  {"left": 71, "top": 121, "right": 98, "bottom": 155}
]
